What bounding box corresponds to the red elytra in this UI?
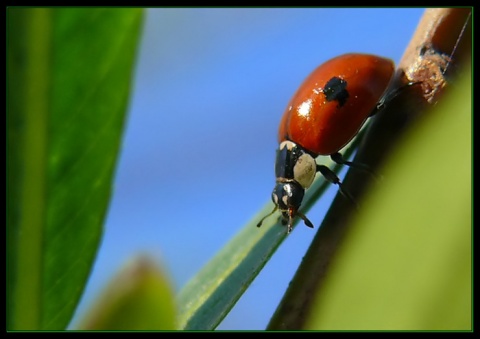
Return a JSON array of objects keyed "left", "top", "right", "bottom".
[{"left": 278, "top": 53, "right": 395, "bottom": 156}]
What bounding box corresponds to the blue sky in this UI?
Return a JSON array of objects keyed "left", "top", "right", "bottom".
[{"left": 70, "top": 8, "right": 426, "bottom": 330}]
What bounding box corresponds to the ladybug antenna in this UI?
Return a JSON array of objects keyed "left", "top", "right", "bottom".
[{"left": 256, "top": 206, "right": 278, "bottom": 228}]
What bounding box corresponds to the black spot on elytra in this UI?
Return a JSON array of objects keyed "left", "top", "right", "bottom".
[{"left": 323, "top": 76, "right": 349, "bottom": 107}]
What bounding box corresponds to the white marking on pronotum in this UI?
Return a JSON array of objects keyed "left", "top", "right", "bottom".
[{"left": 294, "top": 153, "right": 316, "bottom": 189}]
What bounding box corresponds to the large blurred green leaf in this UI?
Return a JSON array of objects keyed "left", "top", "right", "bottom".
[
  {"left": 305, "top": 71, "right": 472, "bottom": 330},
  {"left": 7, "top": 8, "right": 143, "bottom": 330},
  {"left": 76, "top": 257, "right": 176, "bottom": 330}
]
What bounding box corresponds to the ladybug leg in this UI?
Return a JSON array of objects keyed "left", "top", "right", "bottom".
[
  {"left": 370, "top": 81, "right": 422, "bottom": 117},
  {"left": 330, "top": 152, "right": 374, "bottom": 173},
  {"left": 296, "top": 211, "right": 314, "bottom": 229},
  {"left": 317, "top": 164, "right": 358, "bottom": 207}
]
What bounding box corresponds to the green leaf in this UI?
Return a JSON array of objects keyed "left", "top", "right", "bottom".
[
  {"left": 76, "top": 257, "right": 176, "bottom": 330},
  {"left": 304, "top": 71, "right": 472, "bottom": 330},
  {"left": 7, "top": 8, "right": 143, "bottom": 330}
]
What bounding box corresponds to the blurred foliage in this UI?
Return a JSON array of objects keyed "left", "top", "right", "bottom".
[
  {"left": 76, "top": 257, "right": 176, "bottom": 330},
  {"left": 305, "top": 69, "right": 472, "bottom": 330}
]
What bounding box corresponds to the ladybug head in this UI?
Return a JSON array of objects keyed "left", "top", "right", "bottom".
[
  {"left": 273, "top": 181, "right": 312, "bottom": 233},
  {"left": 257, "top": 180, "right": 314, "bottom": 234}
]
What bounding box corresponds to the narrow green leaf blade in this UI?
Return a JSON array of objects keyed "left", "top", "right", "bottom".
[
  {"left": 176, "top": 212, "right": 287, "bottom": 330},
  {"left": 7, "top": 8, "right": 143, "bottom": 330}
]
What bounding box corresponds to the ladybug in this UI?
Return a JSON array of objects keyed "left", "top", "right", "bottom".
[{"left": 257, "top": 53, "right": 395, "bottom": 233}]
